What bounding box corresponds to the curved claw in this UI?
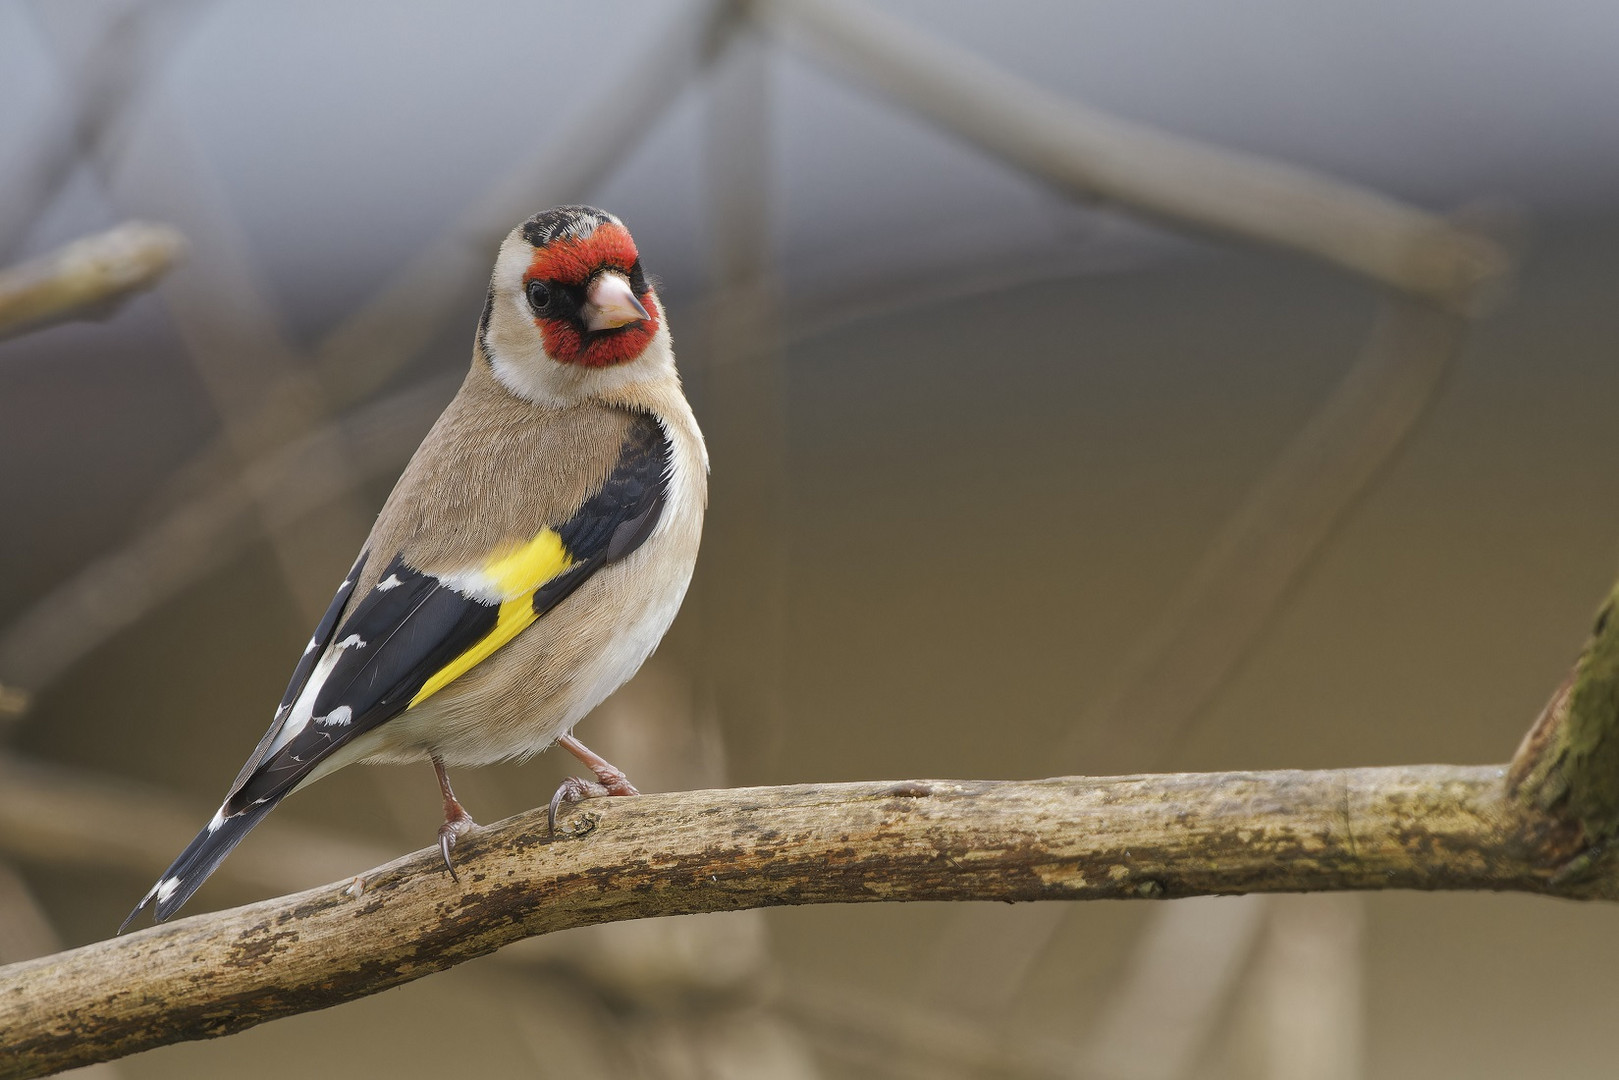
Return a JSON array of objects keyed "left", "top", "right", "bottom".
[
  {"left": 437, "top": 814, "right": 476, "bottom": 880},
  {"left": 547, "top": 735, "right": 643, "bottom": 836},
  {"left": 549, "top": 775, "right": 611, "bottom": 835},
  {"left": 432, "top": 755, "right": 477, "bottom": 881}
]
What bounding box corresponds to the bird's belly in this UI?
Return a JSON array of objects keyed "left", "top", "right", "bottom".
[{"left": 351, "top": 517, "right": 699, "bottom": 769}]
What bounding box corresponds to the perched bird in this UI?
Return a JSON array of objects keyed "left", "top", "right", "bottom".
[{"left": 122, "top": 206, "right": 707, "bottom": 930}]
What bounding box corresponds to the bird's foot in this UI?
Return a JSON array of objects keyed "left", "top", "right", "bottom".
[
  {"left": 431, "top": 754, "right": 479, "bottom": 880},
  {"left": 548, "top": 733, "right": 641, "bottom": 835},
  {"left": 548, "top": 775, "right": 640, "bottom": 836},
  {"left": 438, "top": 808, "right": 478, "bottom": 880}
]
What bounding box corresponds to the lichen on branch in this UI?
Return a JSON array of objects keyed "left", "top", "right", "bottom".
[{"left": 1512, "top": 582, "right": 1619, "bottom": 853}]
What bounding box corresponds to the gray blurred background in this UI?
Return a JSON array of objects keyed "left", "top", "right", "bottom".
[{"left": 3, "top": 1, "right": 1619, "bottom": 1077}]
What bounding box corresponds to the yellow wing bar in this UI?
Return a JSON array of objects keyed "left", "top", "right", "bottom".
[{"left": 408, "top": 529, "right": 572, "bottom": 708}]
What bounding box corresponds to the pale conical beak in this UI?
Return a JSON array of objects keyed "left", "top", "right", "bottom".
[{"left": 582, "top": 272, "right": 650, "bottom": 331}]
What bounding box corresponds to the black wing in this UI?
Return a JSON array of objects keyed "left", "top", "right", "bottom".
[{"left": 225, "top": 550, "right": 369, "bottom": 797}]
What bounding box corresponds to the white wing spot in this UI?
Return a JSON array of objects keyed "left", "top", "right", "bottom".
[
  {"left": 376, "top": 574, "right": 404, "bottom": 592},
  {"left": 155, "top": 877, "right": 181, "bottom": 904},
  {"left": 336, "top": 634, "right": 366, "bottom": 650},
  {"left": 279, "top": 712, "right": 308, "bottom": 747},
  {"left": 318, "top": 705, "right": 353, "bottom": 728},
  {"left": 303, "top": 636, "right": 320, "bottom": 656},
  {"left": 205, "top": 809, "right": 227, "bottom": 834}
]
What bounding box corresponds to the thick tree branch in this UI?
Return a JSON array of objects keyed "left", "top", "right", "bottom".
[{"left": 0, "top": 758, "right": 1610, "bottom": 1078}]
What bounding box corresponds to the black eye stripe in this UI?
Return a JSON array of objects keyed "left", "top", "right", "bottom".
[
  {"left": 525, "top": 279, "right": 589, "bottom": 324},
  {"left": 528, "top": 263, "right": 648, "bottom": 323}
]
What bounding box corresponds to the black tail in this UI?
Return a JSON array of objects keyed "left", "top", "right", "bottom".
[{"left": 119, "top": 794, "right": 285, "bottom": 932}]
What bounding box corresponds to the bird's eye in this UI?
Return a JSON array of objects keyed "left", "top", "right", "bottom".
[{"left": 525, "top": 280, "right": 552, "bottom": 314}]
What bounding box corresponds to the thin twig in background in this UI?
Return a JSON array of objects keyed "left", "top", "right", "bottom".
[
  {"left": 1060, "top": 300, "right": 1466, "bottom": 772},
  {"left": 782, "top": 980, "right": 1084, "bottom": 1080},
  {"left": 0, "top": 375, "right": 459, "bottom": 720},
  {"left": 72, "top": 71, "right": 378, "bottom": 623},
  {"left": 756, "top": 0, "right": 1508, "bottom": 308},
  {"left": 573, "top": 662, "right": 824, "bottom": 1077},
  {"left": 9, "top": 8, "right": 365, "bottom": 703},
  {"left": 919, "top": 269, "right": 1468, "bottom": 1026},
  {"left": 697, "top": 23, "right": 795, "bottom": 772},
  {"left": 0, "top": 864, "right": 63, "bottom": 966},
  {"left": 1079, "top": 896, "right": 1270, "bottom": 1080},
  {"left": 20, "top": 10, "right": 380, "bottom": 673},
  {"left": 0, "top": 754, "right": 390, "bottom": 895},
  {"left": 0, "top": 222, "right": 184, "bottom": 341},
  {"left": 1242, "top": 896, "right": 1365, "bottom": 1080},
  {"left": 0, "top": 0, "right": 209, "bottom": 263}
]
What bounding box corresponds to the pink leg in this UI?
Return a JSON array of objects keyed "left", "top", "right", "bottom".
[
  {"left": 433, "top": 755, "right": 478, "bottom": 879},
  {"left": 548, "top": 733, "right": 641, "bottom": 833}
]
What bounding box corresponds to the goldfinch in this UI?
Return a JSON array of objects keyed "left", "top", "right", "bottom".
[{"left": 122, "top": 206, "right": 707, "bottom": 929}]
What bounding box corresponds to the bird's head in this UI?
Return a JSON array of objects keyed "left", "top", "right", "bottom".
[{"left": 480, "top": 206, "right": 671, "bottom": 405}]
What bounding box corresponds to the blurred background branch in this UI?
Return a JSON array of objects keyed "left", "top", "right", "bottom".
[
  {"left": 0, "top": 221, "right": 183, "bottom": 342},
  {"left": 756, "top": 0, "right": 1508, "bottom": 307},
  {"left": 0, "top": 374, "right": 458, "bottom": 720}
]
